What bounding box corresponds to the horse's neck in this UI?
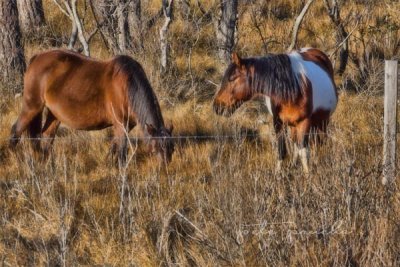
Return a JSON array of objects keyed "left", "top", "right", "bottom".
[
  {"left": 145, "top": 113, "right": 164, "bottom": 130},
  {"left": 136, "top": 89, "right": 165, "bottom": 131},
  {"left": 120, "top": 57, "right": 165, "bottom": 132}
]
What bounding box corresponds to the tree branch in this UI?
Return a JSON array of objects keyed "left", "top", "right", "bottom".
[
  {"left": 70, "top": 0, "right": 90, "bottom": 56},
  {"left": 51, "top": 0, "right": 71, "bottom": 18},
  {"left": 287, "top": 0, "right": 315, "bottom": 52},
  {"left": 160, "top": 0, "right": 174, "bottom": 73}
]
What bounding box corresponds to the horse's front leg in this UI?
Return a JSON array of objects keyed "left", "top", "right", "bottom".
[
  {"left": 41, "top": 111, "right": 60, "bottom": 160},
  {"left": 295, "top": 118, "right": 311, "bottom": 174},
  {"left": 110, "top": 125, "right": 128, "bottom": 167},
  {"left": 273, "top": 116, "right": 287, "bottom": 172},
  {"left": 111, "top": 117, "right": 137, "bottom": 167}
]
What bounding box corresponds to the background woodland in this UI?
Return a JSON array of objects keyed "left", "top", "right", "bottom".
[{"left": 0, "top": 0, "right": 399, "bottom": 266}]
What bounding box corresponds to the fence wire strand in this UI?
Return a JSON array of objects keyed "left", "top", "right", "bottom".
[{"left": 0, "top": 130, "right": 394, "bottom": 143}]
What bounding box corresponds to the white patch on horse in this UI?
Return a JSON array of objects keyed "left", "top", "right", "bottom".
[
  {"left": 298, "top": 147, "right": 310, "bottom": 174},
  {"left": 265, "top": 96, "right": 273, "bottom": 115},
  {"left": 288, "top": 52, "right": 337, "bottom": 114},
  {"left": 299, "top": 47, "right": 312, "bottom": 53}
]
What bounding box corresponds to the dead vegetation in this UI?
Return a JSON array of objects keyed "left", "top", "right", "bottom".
[{"left": 1, "top": 0, "right": 400, "bottom": 266}]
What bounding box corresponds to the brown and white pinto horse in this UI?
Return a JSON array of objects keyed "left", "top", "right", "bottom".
[
  {"left": 213, "top": 48, "right": 338, "bottom": 173},
  {"left": 10, "top": 49, "right": 174, "bottom": 165}
]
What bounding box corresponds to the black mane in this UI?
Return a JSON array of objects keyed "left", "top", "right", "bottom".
[
  {"left": 251, "top": 54, "right": 304, "bottom": 102},
  {"left": 223, "top": 53, "right": 305, "bottom": 102},
  {"left": 114, "top": 56, "right": 165, "bottom": 133}
]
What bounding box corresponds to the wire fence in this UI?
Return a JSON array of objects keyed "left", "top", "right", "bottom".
[
  {"left": 1, "top": 130, "right": 395, "bottom": 142},
  {"left": 0, "top": 129, "right": 396, "bottom": 153}
]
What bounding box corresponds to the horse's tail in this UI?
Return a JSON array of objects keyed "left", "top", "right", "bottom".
[{"left": 113, "top": 55, "right": 164, "bottom": 128}]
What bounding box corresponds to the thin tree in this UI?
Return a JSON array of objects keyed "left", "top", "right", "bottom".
[
  {"left": 116, "top": 0, "right": 129, "bottom": 53},
  {"left": 91, "top": 0, "right": 130, "bottom": 54},
  {"left": 216, "top": 0, "right": 238, "bottom": 63},
  {"left": 0, "top": 0, "right": 26, "bottom": 92},
  {"left": 129, "top": 0, "right": 143, "bottom": 52},
  {"left": 52, "top": 0, "right": 95, "bottom": 56},
  {"left": 17, "top": 0, "right": 46, "bottom": 35},
  {"left": 287, "top": 0, "right": 315, "bottom": 51},
  {"left": 178, "top": 0, "right": 190, "bottom": 22},
  {"left": 160, "top": 0, "right": 174, "bottom": 73},
  {"left": 323, "top": 0, "right": 349, "bottom": 75}
]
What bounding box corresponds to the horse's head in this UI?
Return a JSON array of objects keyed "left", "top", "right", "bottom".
[
  {"left": 213, "top": 53, "right": 252, "bottom": 116},
  {"left": 145, "top": 123, "right": 174, "bottom": 165}
]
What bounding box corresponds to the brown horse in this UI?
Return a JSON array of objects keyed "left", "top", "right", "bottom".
[
  {"left": 213, "top": 48, "right": 338, "bottom": 173},
  {"left": 10, "top": 49, "right": 174, "bottom": 165}
]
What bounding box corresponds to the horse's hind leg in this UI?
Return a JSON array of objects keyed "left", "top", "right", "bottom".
[
  {"left": 310, "top": 110, "right": 331, "bottom": 145},
  {"left": 41, "top": 111, "right": 60, "bottom": 158},
  {"left": 314, "top": 119, "right": 330, "bottom": 145}
]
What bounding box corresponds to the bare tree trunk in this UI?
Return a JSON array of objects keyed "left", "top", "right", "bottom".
[
  {"left": 324, "top": 0, "right": 349, "bottom": 75},
  {"left": 70, "top": 0, "right": 90, "bottom": 56},
  {"left": 68, "top": 18, "right": 78, "bottom": 49},
  {"left": 216, "top": 0, "right": 238, "bottom": 63},
  {"left": 160, "top": 0, "right": 173, "bottom": 73},
  {"left": 90, "top": 0, "right": 119, "bottom": 54},
  {"left": 91, "top": 0, "right": 131, "bottom": 54},
  {"left": 116, "top": 0, "right": 129, "bottom": 53},
  {"left": 287, "top": 0, "right": 314, "bottom": 51},
  {"left": 0, "top": 0, "right": 26, "bottom": 92},
  {"left": 17, "top": 0, "right": 45, "bottom": 35},
  {"left": 52, "top": 0, "right": 91, "bottom": 56},
  {"left": 128, "top": 0, "right": 143, "bottom": 52},
  {"left": 178, "top": 0, "right": 190, "bottom": 21}
]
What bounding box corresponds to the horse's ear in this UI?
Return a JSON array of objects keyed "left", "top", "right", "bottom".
[
  {"left": 232, "top": 52, "right": 242, "bottom": 66},
  {"left": 145, "top": 123, "right": 157, "bottom": 136}
]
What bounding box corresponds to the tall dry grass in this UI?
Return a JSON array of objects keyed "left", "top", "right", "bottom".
[{"left": 0, "top": 92, "right": 399, "bottom": 266}]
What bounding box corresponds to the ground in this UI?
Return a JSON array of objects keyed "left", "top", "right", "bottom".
[{"left": 0, "top": 92, "right": 399, "bottom": 266}]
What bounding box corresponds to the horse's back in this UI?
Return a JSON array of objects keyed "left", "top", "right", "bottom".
[
  {"left": 24, "top": 50, "right": 118, "bottom": 130},
  {"left": 27, "top": 50, "right": 110, "bottom": 94},
  {"left": 27, "top": 50, "right": 106, "bottom": 77},
  {"left": 289, "top": 49, "right": 337, "bottom": 114},
  {"left": 298, "top": 48, "right": 334, "bottom": 78}
]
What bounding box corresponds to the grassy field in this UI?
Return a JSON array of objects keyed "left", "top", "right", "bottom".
[
  {"left": 1, "top": 0, "right": 400, "bottom": 266},
  {"left": 1, "top": 92, "right": 399, "bottom": 266}
]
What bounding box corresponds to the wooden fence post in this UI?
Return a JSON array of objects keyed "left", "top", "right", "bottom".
[{"left": 382, "top": 60, "right": 398, "bottom": 185}]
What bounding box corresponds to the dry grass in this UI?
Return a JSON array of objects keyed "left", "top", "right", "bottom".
[
  {"left": 0, "top": 92, "right": 399, "bottom": 266},
  {"left": 1, "top": 0, "right": 400, "bottom": 266}
]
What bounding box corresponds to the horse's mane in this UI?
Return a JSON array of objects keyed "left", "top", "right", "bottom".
[
  {"left": 246, "top": 54, "right": 304, "bottom": 102},
  {"left": 113, "top": 56, "right": 165, "bottom": 131}
]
